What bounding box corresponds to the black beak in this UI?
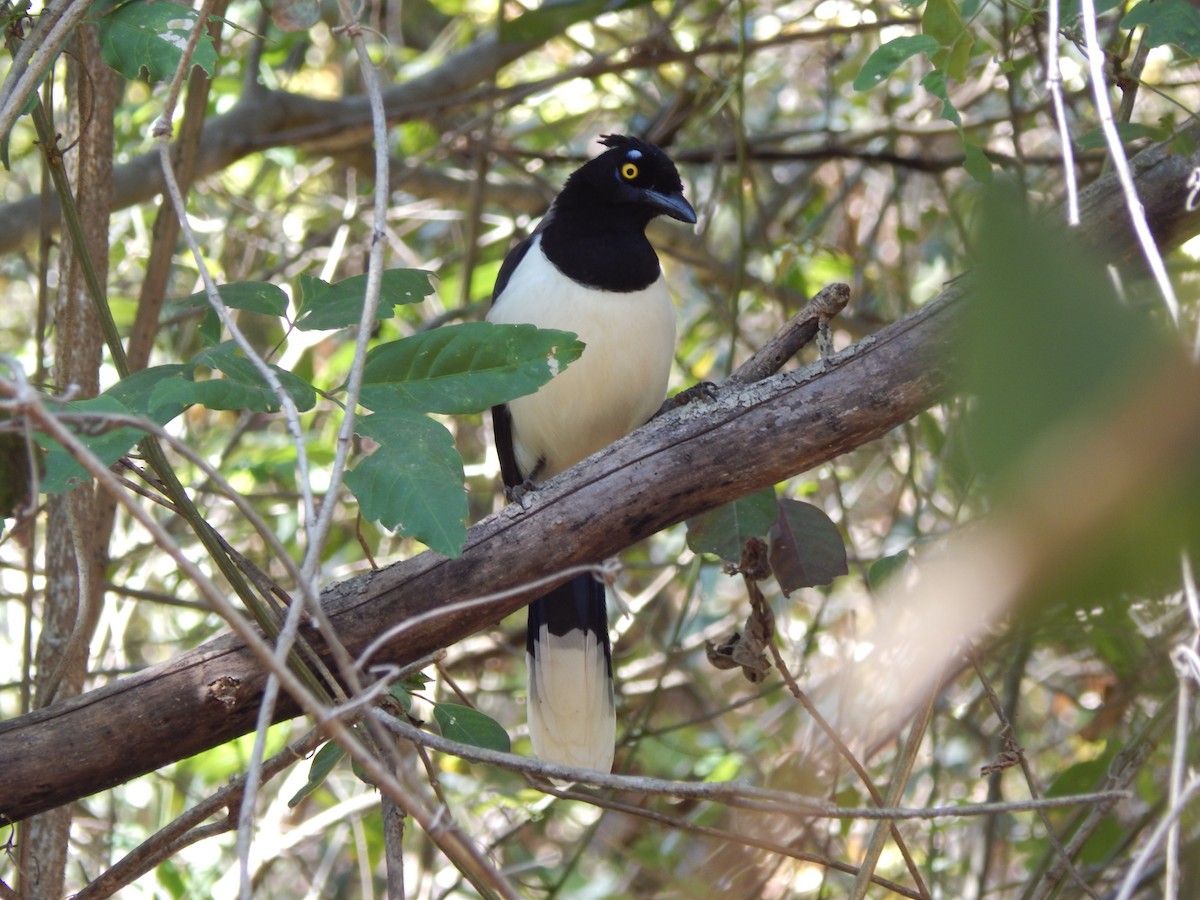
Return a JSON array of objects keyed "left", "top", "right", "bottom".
[{"left": 643, "top": 189, "right": 697, "bottom": 224}]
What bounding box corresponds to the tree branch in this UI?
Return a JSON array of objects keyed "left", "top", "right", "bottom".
[{"left": 0, "top": 29, "right": 542, "bottom": 255}]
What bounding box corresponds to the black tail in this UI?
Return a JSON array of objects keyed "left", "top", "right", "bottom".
[{"left": 525, "top": 573, "right": 615, "bottom": 771}]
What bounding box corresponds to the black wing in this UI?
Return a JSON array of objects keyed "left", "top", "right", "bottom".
[
  {"left": 491, "top": 232, "right": 535, "bottom": 305},
  {"left": 491, "top": 401, "right": 524, "bottom": 488},
  {"left": 490, "top": 232, "right": 540, "bottom": 488}
]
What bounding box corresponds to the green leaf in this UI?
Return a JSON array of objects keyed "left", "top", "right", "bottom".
[
  {"left": 198, "top": 347, "right": 317, "bottom": 411},
  {"left": 1045, "top": 745, "right": 1117, "bottom": 797},
  {"left": 102, "top": 363, "right": 192, "bottom": 416},
  {"left": 920, "top": 69, "right": 961, "bottom": 128},
  {"left": 176, "top": 281, "right": 289, "bottom": 317},
  {"left": 149, "top": 344, "right": 317, "bottom": 413},
  {"left": 499, "top": 0, "right": 651, "bottom": 45},
  {"left": 150, "top": 375, "right": 259, "bottom": 412},
  {"left": 94, "top": 0, "right": 218, "bottom": 82},
  {"left": 40, "top": 365, "right": 190, "bottom": 493},
  {"left": 853, "top": 35, "right": 939, "bottom": 92},
  {"left": 961, "top": 187, "right": 1200, "bottom": 612},
  {"left": 767, "top": 498, "right": 849, "bottom": 593},
  {"left": 345, "top": 412, "right": 467, "bottom": 557},
  {"left": 1079, "top": 818, "right": 1124, "bottom": 865},
  {"left": 432, "top": 703, "right": 511, "bottom": 753},
  {"left": 686, "top": 488, "right": 778, "bottom": 562},
  {"left": 357, "top": 322, "right": 585, "bottom": 415},
  {"left": 1074, "top": 121, "right": 1167, "bottom": 149},
  {"left": 964, "top": 187, "right": 1159, "bottom": 480},
  {"left": 867, "top": 550, "right": 912, "bottom": 591},
  {"left": 1171, "top": 128, "right": 1198, "bottom": 156},
  {"left": 1123, "top": 0, "right": 1200, "bottom": 56},
  {"left": 923, "top": 0, "right": 974, "bottom": 81},
  {"left": 41, "top": 396, "right": 137, "bottom": 493},
  {"left": 388, "top": 670, "right": 432, "bottom": 713},
  {"left": 295, "top": 270, "right": 435, "bottom": 331},
  {"left": 199, "top": 309, "right": 222, "bottom": 347},
  {"left": 962, "top": 141, "right": 993, "bottom": 182},
  {"left": 156, "top": 860, "right": 187, "bottom": 899},
  {"left": 287, "top": 741, "right": 346, "bottom": 808}
]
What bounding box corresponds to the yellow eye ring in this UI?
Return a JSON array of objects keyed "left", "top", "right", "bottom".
[{"left": 621, "top": 162, "right": 639, "bottom": 180}]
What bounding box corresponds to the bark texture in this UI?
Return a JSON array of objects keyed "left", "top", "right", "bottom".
[{"left": 19, "top": 27, "right": 119, "bottom": 900}]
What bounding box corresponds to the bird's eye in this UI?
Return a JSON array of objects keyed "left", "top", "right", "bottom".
[{"left": 620, "top": 162, "right": 639, "bottom": 180}]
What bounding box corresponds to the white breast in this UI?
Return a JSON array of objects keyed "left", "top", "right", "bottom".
[{"left": 488, "top": 236, "right": 676, "bottom": 480}]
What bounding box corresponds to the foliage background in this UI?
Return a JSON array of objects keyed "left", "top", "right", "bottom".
[{"left": 2, "top": 0, "right": 1200, "bottom": 896}]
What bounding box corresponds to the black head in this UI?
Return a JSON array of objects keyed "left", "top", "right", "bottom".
[
  {"left": 534, "top": 134, "right": 694, "bottom": 291},
  {"left": 555, "top": 134, "right": 696, "bottom": 227}
]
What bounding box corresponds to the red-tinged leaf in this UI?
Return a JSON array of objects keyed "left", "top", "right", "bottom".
[{"left": 768, "top": 499, "right": 848, "bottom": 593}]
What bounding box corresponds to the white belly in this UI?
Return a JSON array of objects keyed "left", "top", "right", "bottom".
[{"left": 488, "top": 237, "right": 676, "bottom": 480}]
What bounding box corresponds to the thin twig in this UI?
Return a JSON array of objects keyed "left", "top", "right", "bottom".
[
  {"left": 761, "top": 608, "right": 929, "bottom": 896},
  {"left": 1115, "top": 777, "right": 1200, "bottom": 900},
  {"left": 149, "top": 3, "right": 342, "bottom": 866},
  {"left": 970, "top": 652, "right": 1100, "bottom": 900},
  {"left": 1165, "top": 553, "right": 1199, "bottom": 900},
  {"left": 306, "top": 0, "right": 392, "bottom": 586},
  {"left": 540, "top": 783, "right": 926, "bottom": 899},
  {"left": 372, "top": 709, "right": 1128, "bottom": 820},
  {"left": 1044, "top": 0, "right": 1079, "bottom": 224},
  {"left": 1078, "top": 0, "right": 1179, "bottom": 322},
  {"left": 0, "top": 0, "right": 93, "bottom": 139},
  {"left": 73, "top": 730, "right": 326, "bottom": 899},
  {"left": 1028, "top": 712, "right": 1164, "bottom": 899},
  {"left": 153, "top": 106, "right": 319, "bottom": 546},
  {"left": 850, "top": 688, "right": 936, "bottom": 900}
]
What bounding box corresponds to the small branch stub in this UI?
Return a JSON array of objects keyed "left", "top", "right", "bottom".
[
  {"left": 726, "top": 282, "right": 851, "bottom": 386},
  {"left": 207, "top": 675, "right": 243, "bottom": 710}
]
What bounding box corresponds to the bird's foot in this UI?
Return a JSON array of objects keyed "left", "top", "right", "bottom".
[
  {"left": 505, "top": 479, "right": 539, "bottom": 511},
  {"left": 657, "top": 381, "right": 718, "bottom": 416}
]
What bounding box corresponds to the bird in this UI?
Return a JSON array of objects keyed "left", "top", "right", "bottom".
[{"left": 487, "top": 134, "right": 696, "bottom": 772}]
